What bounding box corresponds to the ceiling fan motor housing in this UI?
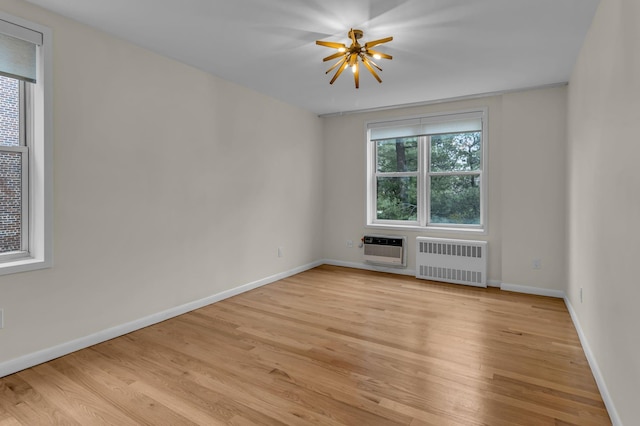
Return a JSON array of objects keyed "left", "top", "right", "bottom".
[{"left": 349, "top": 29, "right": 364, "bottom": 40}]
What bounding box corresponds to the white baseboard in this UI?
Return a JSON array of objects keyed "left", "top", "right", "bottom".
[
  {"left": 322, "top": 259, "right": 417, "bottom": 277},
  {"left": 500, "top": 282, "right": 565, "bottom": 298},
  {"left": 487, "top": 279, "right": 501, "bottom": 288},
  {"left": 0, "top": 260, "right": 323, "bottom": 378},
  {"left": 564, "top": 297, "right": 622, "bottom": 426},
  {"left": 324, "top": 261, "right": 564, "bottom": 298}
]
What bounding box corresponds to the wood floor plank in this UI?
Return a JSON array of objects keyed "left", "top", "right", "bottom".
[
  {"left": 124, "top": 322, "right": 410, "bottom": 425},
  {"left": 16, "top": 365, "right": 138, "bottom": 425},
  {"left": 51, "top": 352, "right": 213, "bottom": 425},
  {"left": 0, "top": 372, "right": 80, "bottom": 425},
  {"left": 0, "top": 417, "right": 22, "bottom": 426},
  {"left": 0, "top": 265, "right": 612, "bottom": 425}
]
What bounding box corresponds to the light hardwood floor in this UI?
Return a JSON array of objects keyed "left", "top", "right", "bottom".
[{"left": 0, "top": 265, "right": 611, "bottom": 425}]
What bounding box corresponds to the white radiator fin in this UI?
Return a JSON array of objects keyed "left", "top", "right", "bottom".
[{"left": 416, "top": 237, "right": 487, "bottom": 288}]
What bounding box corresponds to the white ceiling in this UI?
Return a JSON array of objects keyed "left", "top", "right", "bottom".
[{"left": 25, "top": 0, "right": 600, "bottom": 115}]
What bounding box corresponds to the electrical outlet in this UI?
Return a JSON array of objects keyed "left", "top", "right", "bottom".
[
  {"left": 580, "top": 287, "right": 583, "bottom": 303},
  {"left": 532, "top": 259, "right": 542, "bottom": 269},
  {"left": 0, "top": 309, "right": 4, "bottom": 329},
  {"left": 346, "top": 240, "right": 353, "bottom": 248},
  {"left": 277, "top": 247, "right": 284, "bottom": 258}
]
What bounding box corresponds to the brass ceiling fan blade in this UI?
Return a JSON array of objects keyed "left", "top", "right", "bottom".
[
  {"left": 354, "top": 63, "right": 360, "bottom": 89},
  {"left": 315, "top": 40, "right": 347, "bottom": 50},
  {"left": 326, "top": 57, "right": 347, "bottom": 74},
  {"left": 329, "top": 61, "right": 349, "bottom": 85},
  {"left": 362, "top": 57, "right": 382, "bottom": 83},
  {"left": 365, "top": 36, "right": 393, "bottom": 49},
  {"left": 366, "top": 49, "right": 393, "bottom": 60},
  {"left": 323, "top": 51, "right": 346, "bottom": 62},
  {"left": 363, "top": 56, "right": 383, "bottom": 71}
]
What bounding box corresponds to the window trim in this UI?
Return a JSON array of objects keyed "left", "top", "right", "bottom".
[
  {"left": 366, "top": 108, "right": 488, "bottom": 234},
  {"left": 0, "top": 12, "right": 52, "bottom": 275}
]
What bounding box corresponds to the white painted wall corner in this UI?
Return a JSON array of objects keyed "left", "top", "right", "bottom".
[{"left": 564, "top": 297, "right": 622, "bottom": 426}]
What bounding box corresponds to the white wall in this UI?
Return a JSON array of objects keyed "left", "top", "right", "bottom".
[
  {"left": 323, "top": 87, "right": 567, "bottom": 294},
  {"left": 501, "top": 88, "right": 567, "bottom": 291},
  {"left": 567, "top": 0, "right": 640, "bottom": 423},
  {"left": 0, "top": 1, "right": 324, "bottom": 364}
]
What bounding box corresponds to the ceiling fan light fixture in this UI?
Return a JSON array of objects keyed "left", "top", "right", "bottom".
[{"left": 316, "top": 28, "right": 392, "bottom": 89}]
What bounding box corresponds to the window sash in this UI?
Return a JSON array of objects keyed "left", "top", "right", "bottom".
[
  {"left": 0, "top": 78, "right": 29, "bottom": 259},
  {"left": 373, "top": 136, "right": 423, "bottom": 225},
  {"left": 374, "top": 175, "right": 420, "bottom": 224},
  {"left": 426, "top": 172, "right": 482, "bottom": 228}
]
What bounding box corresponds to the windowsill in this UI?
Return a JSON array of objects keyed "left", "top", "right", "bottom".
[
  {"left": 366, "top": 223, "right": 487, "bottom": 237},
  {"left": 0, "top": 256, "right": 51, "bottom": 276}
]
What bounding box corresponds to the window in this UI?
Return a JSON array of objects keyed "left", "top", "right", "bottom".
[
  {"left": 0, "top": 14, "right": 52, "bottom": 275},
  {"left": 0, "top": 75, "right": 28, "bottom": 257},
  {"left": 367, "top": 109, "right": 486, "bottom": 232}
]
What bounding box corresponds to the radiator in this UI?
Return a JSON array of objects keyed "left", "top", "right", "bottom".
[
  {"left": 363, "top": 235, "right": 406, "bottom": 267},
  {"left": 416, "top": 237, "right": 487, "bottom": 287}
]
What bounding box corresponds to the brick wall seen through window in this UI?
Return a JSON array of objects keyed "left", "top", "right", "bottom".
[{"left": 0, "top": 75, "right": 22, "bottom": 253}]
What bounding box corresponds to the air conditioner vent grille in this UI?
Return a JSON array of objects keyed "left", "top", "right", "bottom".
[{"left": 363, "top": 235, "right": 406, "bottom": 267}]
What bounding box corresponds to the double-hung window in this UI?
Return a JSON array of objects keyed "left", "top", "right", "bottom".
[
  {"left": 367, "top": 109, "right": 487, "bottom": 232},
  {"left": 0, "top": 13, "right": 52, "bottom": 274}
]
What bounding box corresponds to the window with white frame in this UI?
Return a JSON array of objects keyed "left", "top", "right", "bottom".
[
  {"left": 0, "top": 75, "right": 28, "bottom": 256},
  {"left": 0, "top": 14, "right": 52, "bottom": 274},
  {"left": 367, "top": 109, "right": 487, "bottom": 231}
]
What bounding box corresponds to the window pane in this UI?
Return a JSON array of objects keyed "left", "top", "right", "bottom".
[
  {"left": 376, "top": 176, "right": 417, "bottom": 221},
  {"left": 430, "top": 132, "right": 481, "bottom": 172},
  {"left": 376, "top": 137, "right": 418, "bottom": 173},
  {"left": 0, "top": 151, "right": 22, "bottom": 252},
  {"left": 430, "top": 174, "right": 480, "bottom": 225},
  {"left": 0, "top": 75, "right": 20, "bottom": 147}
]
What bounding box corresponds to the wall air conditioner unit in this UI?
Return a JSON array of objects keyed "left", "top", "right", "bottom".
[{"left": 363, "top": 235, "right": 407, "bottom": 267}]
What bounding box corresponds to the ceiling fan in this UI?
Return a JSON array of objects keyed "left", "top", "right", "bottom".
[{"left": 316, "top": 28, "right": 393, "bottom": 89}]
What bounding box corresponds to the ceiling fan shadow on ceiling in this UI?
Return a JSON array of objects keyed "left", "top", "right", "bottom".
[{"left": 316, "top": 28, "right": 393, "bottom": 89}]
